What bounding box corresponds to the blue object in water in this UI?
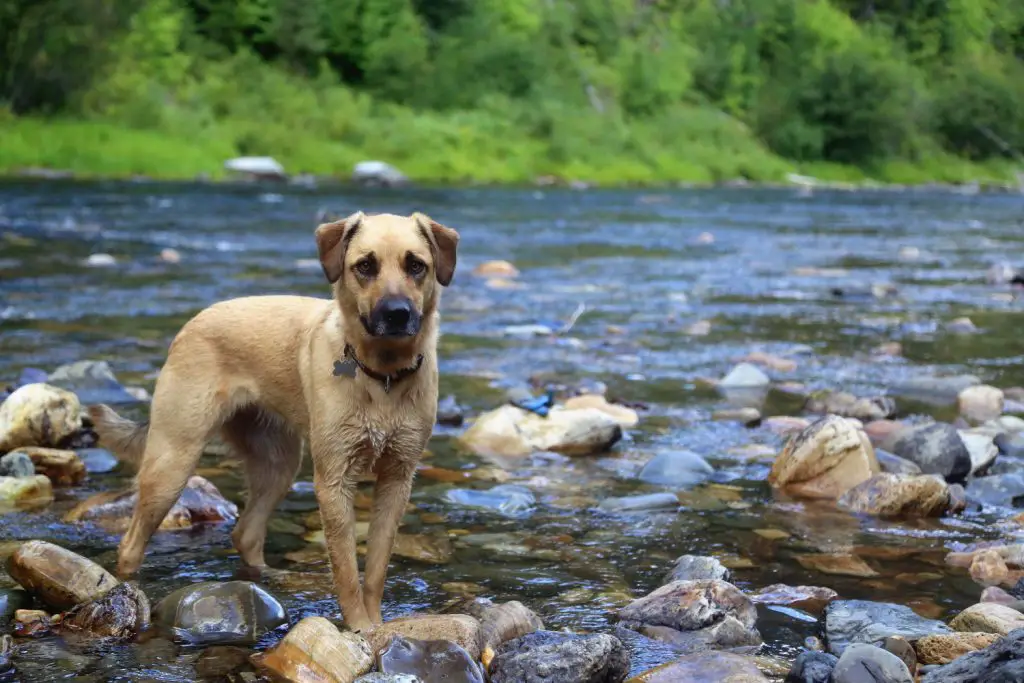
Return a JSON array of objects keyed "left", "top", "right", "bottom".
[{"left": 510, "top": 390, "right": 555, "bottom": 417}]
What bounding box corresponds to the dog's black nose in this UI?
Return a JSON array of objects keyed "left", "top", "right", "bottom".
[
  {"left": 381, "top": 298, "right": 412, "bottom": 329},
  {"left": 368, "top": 296, "right": 421, "bottom": 337}
]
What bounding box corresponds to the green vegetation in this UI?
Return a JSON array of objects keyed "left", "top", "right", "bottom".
[{"left": 2, "top": 0, "right": 1023, "bottom": 185}]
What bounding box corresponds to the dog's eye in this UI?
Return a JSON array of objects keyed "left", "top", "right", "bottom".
[
  {"left": 406, "top": 257, "right": 426, "bottom": 277},
  {"left": 354, "top": 258, "right": 377, "bottom": 277}
]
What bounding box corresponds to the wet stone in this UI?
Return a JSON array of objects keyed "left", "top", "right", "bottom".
[
  {"left": 60, "top": 581, "right": 150, "bottom": 641},
  {"left": 489, "top": 630, "right": 630, "bottom": 683},
  {"left": 378, "top": 636, "right": 484, "bottom": 683},
  {"left": 14, "top": 609, "right": 54, "bottom": 637},
  {"left": 768, "top": 415, "right": 880, "bottom": 500},
  {"left": 0, "top": 383, "right": 82, "bottom": 451},
  {"left": 356, "top": 675, "right": 422, "bottom": 683},
  {"left": 627, "top": 651, "right": 768, "bottom": 682},
  {"left": 874, "top": 449, "right": 922, "bottom": 476},
  {"left": 913, "top": 633, "right": 1000, "bottom": 665},
  {"left": 785, "top": 650, "right": 837, "bottom": 683},
  {"left": 0, "top": 474, "right": 52, "bottom": 510},
  {"left": 882, "top": 636, "right": 917, "bottom": 673},
  {"left": 965, "top": 472, "right": 1024, "bottom": 509},
  {"left": 823, "top": 600, "right": 952, "bottom": 656},
  {"left": 637, "top": 450, "right": 713, "bottom": 489},
  {"left": 888, "top": 423, "right": 972, "bottom": 483},
  {"left": 15, "top": 447, "right": 86, "bottom": 486},
  {"left": 445, "top": 485, "right": 536, "bottom": 519},
  {"left": 959, "top": 432, "right": 998, "bottom": 476},
  {"left": 804, "top": 391, "right": 896, "bottom": 422},
  {"left": 257, "top": 616, "right": 373, "bottom": 683},
  {"left": 76, "top": 448, "right": 119, "bottom": 474},
  {"left": 6, "top": 540, "right": 118, "bottom": 611},
  {"left": 598, "top": 493, "right": 679, "bottom": 514},
  {"left": 837, "top": 473, "right": 951, "bottom": 518},
  {"left": 921, "top": 628, "right": 1024, "bottom": 682},
  {"left": 437, "top": 395, "right": 466, "bottom": 427},
  {"left": 448, "top": 598, "right": 544, "bottom": 669},
  {"left": 663, "top": 555, "right": 730, "bottom": 584},
  {"left": 0, "top": 589, "right": 31, "bottom": 629},
  {"left": 831, "top": 643, "right": 913, "bottom": 683},
  {"left": 750, "top": 585, "right": 837, "bottom": 614},
  {"left": 0, "top": 635, "right": 11, "bottom": 679},
  {"left": 0, "top": 452, "right": 33, "bottom": 478},
  {"left": 153, "top": 580, "right": 288, "bottom": 645},
  {"left": 370, "top": 615, "right": 482, "bottom": 660},
  {"left": 949, "top": 603, "right": 1024, "bottom": 635},
  {"left": 458, "top": 405, "right": 622, "bottom": 458},
  {"left": 46, "top": 359, "right": 139, "bottom": 405},
  {"left": 195, "top": 646, "right": 256, "bottom": 679}
]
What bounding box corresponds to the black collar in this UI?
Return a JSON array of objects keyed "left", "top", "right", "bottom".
[{"left": 336, "top": 343, "right": 424, "bottom": 394}]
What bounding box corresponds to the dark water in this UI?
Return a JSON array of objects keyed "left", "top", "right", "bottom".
[{"left": 2, "top": 180, "right": 1024, "bottom": 680}]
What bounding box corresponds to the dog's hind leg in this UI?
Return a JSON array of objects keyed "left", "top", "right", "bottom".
[
  {"left": 117, "top": 376, "right": 224, "bottom": 576},
  {"left": 222, "top": 407, "right": 302, "bottom": 568}
]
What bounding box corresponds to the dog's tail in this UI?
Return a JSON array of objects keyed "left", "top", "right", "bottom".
[{"left": 88, "top": 404, "right": 149, "bottom": 468}]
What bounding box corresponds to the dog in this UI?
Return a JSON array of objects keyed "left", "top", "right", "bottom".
[{"left": 89, "top": 211, "right": 459, "bottom": 633}]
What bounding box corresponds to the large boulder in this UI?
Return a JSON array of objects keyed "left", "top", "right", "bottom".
[
  {"left": 768, "top": 416, "right": 880, "bottom": 499},
  {"left": 823, "top": 600, "right": 951, "bottom": 656},
  {"left": 887, "top": 423, "right": 972, "bottom": 483},
  {"left": 459, "top": 405, "right": 622, "bottom": 458},
  {"left": 0, "top": 475, "right": 53, "bottom": 510},
  {"left": 0, "top": 383, "right": 82, "bottom": 451}
]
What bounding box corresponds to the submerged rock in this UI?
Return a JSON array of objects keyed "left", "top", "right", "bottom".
[
  {"left": 750, "top": 585, "right": 837, "bottom": 614},
  {"left": 378, "top": 636, "right": 483, "bottom": 683},
  {"left": 76, "top": 448, "right": 119, "bottom": 474},
  {"left": 949, "top": 603, "right": 1024, "bottom": 636},
  {"left": 628, "top": 651, "right": 767, "bottom": 682},
  {"left": 913, "top": 632, "right": 1000, "bottom": 665},
  {"left": 392, "top": 534, "right": 454, "bottom": 565},
  {"left": 921, "top": 628, "right": 1024, "bottom": 682},
  {"left": 459, "top": 405, "right": 622, "bottom": 458},
  {"left": 0, "top": 383, "right": 82, "bottom": 451},
  {"left": 257, "top": 616, "right": 373, "bottom": 683},
  {"left": 7, "top": 541, "right": 118, "bottom": 611},
  {"left": 768, "top": 416, "right": 880, "bottom": 499},
  {"left": 663, "top": 555, "right": 731, "bottom": 584},
  {"left": 0, "top": 475, "right": 53, "bottom": 510},
  {"left": 837, "top": 473, "right": 951, "bottom": 518},
  {"left": 489, "top": 630, "right": 629, "bottom": 683},
  {"left": 445, "top": 485, "right": 536, "bottom": 519},
  {"left": 964, "top": 472, "right": 1024, "bottom": 509},
  {"left": 598, "top": 493, "right": 679, "bottom": 514},
  {"left": 64, "top": 489, "right": 192, "bottom": 531},
  {"left": 893, "top": 375, "right": 980, "bottom": 404},
  {"left": 46, "top": 360, "right": 139, "bottom": 405},
  {"left": 0, "top": 452, "right": 34, "bottom": 478},
  {"left": 784, "top": 650, "right": 837, "bottom": 683},
  {"left": 831, "top": 643, "right": 912, "bottom": 683},
  {"left": 804, "top": 392, "right": 896, "bottom": 422},
  {"left": 823, "top": 600, "right": 951, "bottom": 656},
  {"left": 14, "top": 447, "right": 86, "bottom": 486},
  {"left": 370, "top": 615, "right": 482, "bottom": 659},
  {"left": 873, "top": 449, "right": 922, "bottom": 476},
  {"left": 153, "top": 581, "right": 287, "bottom": 645},
  {"left": 447, "top": 598, "right": 544, "bottom": 669},
  {"left": 637, "top": 450, "right": 714, "bottom": 489},
  {"left": 888, "top": 423, "right": 971, "bottom": 483},
  {"left": 60, "top": 581, "right": 150, "bottom": 641}
]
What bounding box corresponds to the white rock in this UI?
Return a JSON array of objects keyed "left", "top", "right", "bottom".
[
  {"left": 352, "top": 161, "right": 408, "bottom": 187},
  {"left": 224, "top": 156, "right": 286, "bottom": 179},
  {"left": 958, "top": 385, "right": 1005, "bottom": 423},
  {"left": 959, "top": 431, "right": 999, "bottom": 476},
  {"left": 85, "top": 253, "right": 116, "bottom": 267},
  {"left": 459, "top": 405, "right": 622, "bottom": 458},
  {"left": 720, "top": 363, "right": 771, "bottom": 389},
  {"left": 0, "top": 384, "right": 82, "bottom": 451}
]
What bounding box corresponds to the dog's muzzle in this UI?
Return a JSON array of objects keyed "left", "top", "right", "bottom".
[{"left": 365, "top": 296, "right": 421, "bottom": 338}]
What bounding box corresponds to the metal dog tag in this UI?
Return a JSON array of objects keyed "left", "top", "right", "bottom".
[{"left": 332, "top": 358, "right": 358, "bottom": 378}]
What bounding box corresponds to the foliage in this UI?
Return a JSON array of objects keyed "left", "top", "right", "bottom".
[{"left": 1, "top": 0, "right": 1023, "bottom": 183}]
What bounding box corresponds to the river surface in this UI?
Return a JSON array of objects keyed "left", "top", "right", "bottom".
[{"left": 1, "top": 180, "right": 1024, "bottom": 681}]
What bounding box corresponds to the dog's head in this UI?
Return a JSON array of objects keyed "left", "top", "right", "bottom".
[{"left": 314, "top": 212, "right": 459, "bottom": 340}]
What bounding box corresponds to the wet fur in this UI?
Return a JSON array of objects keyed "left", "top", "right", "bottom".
[{"left": 89, "top": 212, "right": 459, "bottom": 634}]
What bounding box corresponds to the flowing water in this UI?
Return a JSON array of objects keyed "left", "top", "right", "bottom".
[{"left": 2, "top": 179, "right": 1024, "bottom": 680}]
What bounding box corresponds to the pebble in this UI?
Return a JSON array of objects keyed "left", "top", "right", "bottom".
[
  {"left": 873, "top": 449, "right": 922, "bottom": 475},
  {"left": 784, "top": 650, "right": 837, "bottom": 682},
  {"left": 60, "top": 581, "right": 151, "bottom": 641},
  {"left": 0, "top": 589, "right": 31, "bottom": 629},
  {"left": 158, "top": 248, "right": 181, "bottom": 264},
  {"left": 85, "top": 253, "right": 117, "bottom": 267},
  {"left": 445, "top": 485, "right": 536, "bottom": 519},
  {"left": 563, "top": 394, "right": 639, "bottom": 428},
  {"left": 804, "top": 391, "right": 896, "bottom": 422},
  {"left": 712, "top": 407, "right": 762, "bottom": 425},
  {"left": 14, "top": 447, "right": 86, "bottom": 486},
  {"left": 472, "top": 260, "right": 519, "bottom": 278},
  {"left": 796, "top": 554, "right": 879, "bottom": 578},
  {"left": 969, "top": 550, "right": 1009, "bottom": 587},
  {"left": 458, "top": 405, "right": 622, "bottom": 458},
  {"left": 958, "top": 385, "right": 1005, "bottom": 423}
]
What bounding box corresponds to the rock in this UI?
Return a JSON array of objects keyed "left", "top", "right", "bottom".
[
  {"left": 837, "top": 474, "right": 950, "bottom": 518},
  {"left": 437, "top": 395, "right": 466, "bottom": 427},
  {"left": 64, "top": 489, "right": 193, "bottom": 531},
  {"left": 460, "top": 406, "right": 623, "bottom": 458},
  {"left": 804, "top": 392, "right": 896, "bottom": 422},
  {"left": 663, "top": 555, "right": 731, "bottom": 584},
  {"left": 257, "top": 616, "right": 373, "bottom": 683},
  {"left": 617, "top": 580, "right": 760, "bottom": 651},
  {"left": 174, "top": 475, "right": 238, "bottom": 521},
  {"left": 47, "top": 360, "right": 139, "bottom": 405},
  {"left": 378, "top": 636, "right": 483, "bottom": 683},
  {"left": 352, "top": 160, "right": 408, "bottom": 187},
  {"left": 0, "top": 475, "right": 52, "bottom": 509},
  {"left": 450, "top": 599, "right": 543, "bottom": 669},
  {"left": 0, "top": 589, "right": 31, "bottom": 629},
  {"left": 637, "top": 450, "right": 714, "bottom": 489},
  {"left": 959, "top": 386, "right": 1005, "bottom": 423},
  {"left": 970, "top": 550, "right": 1009, "bottom": 587},
  {"left": 153, "top": 581, "right": 288, "bottom": 644},
  {"left": 7, "top": 541, "right": 117, "bottom": 611},
  {"left": 958, "top": 432, "right": 999, "bottom": 476},
  {"left": 882, "top": 636, "right": 916, "bottom": 674},
  {"left": 224, "top": 156, "right": 286, "bottom": 180},
  {"left": 564, "top": 395, "right": 639, "bottom": 428},
  {"left": 370, "top": 615, "right": 482, "bottom": 659},
  {"left": 598, "top": 493, "right": 679, "bottom": 514},
  {"left": 874, "top": 449, "right": 923, "bottom": 476},
  {"left": 795, "top": 554, "right": 878, "bottom": 578},
  {"left": 60, "top": 581, "right": 150, "bottom": 640},
  {"left": 712, "top": 408, "right": 762, "bottom": 426},
  {"left": 949, "top": 603, "right": 1024, "bottom": 635},
  {"left": 749, "top": 585, "right": 837, "bottom": 613},
  {"left": 445, "top": 485, "right": 536, "bottom": 519},
  {"left": 863, "top": 421, "right": 907, "bottom": 448},
  {"left": 981, "top": 586, "right": 1016, "bottom": 604},
  {"left": 472, "top": 260, "right": 519, "bottom": 278},
  {"left": 831, "top": 643, "right": 912, "bottom": 683},
  {"left": 0, "top": 634, "right": 11, "bottom": 678},
  {"left": 158, "top": 248, "right": 181, "bottom": 264},
  {"left": 784, "top": 651, "right": 837, "bottom": 682},
  {"left": 743, "top": 351, "right": 797, "bottom": 373},
  {"left": 627, "top": 651, "right": 767, "bottom": 682},
  {"left": 888, "top": 423, "right": 972, "bottom": 483},
  {"left": 77, "top": 448, "right": 119, "bottom": 474},
  {"left": 392, "top": 534, "right": 453, "bottom": 565},
  {"left": 356, "top": 676, "right": 421, "bottom": 683},
  {"left": 489, "top": 631, "right": 629, "bottom": 683},
  {"left": 85, "top": 253, "right": 116, "bottom": 267},
  {"left": 0, "top": 383, "right": 82, "bottom": 451},
  {"left": 920, "top": 628, "right": 1024, "bottom": 682},
  {"left": 893, "top": 375, "right": 981, "bottom": 404},
  {"left": 768, "top": 416, "right": 880, "bottom": 499},
  {"left": 914, "top": 633, "right": 1000, "bottom": 665},
  {"left": 13, "top": 609, "right": 54, "bottom": 637},
  {"left": 719, "top": 364, "right": 770, "bottom": 389},
  {"left": 966, "top": 472, "right": 1024, "bottom": 508},
  {"left": 0, "top": 452, "right": 34, "bottom": 478},
  {"left": 13, "top": 448, "right": 86, "bottom": 486},
  {"left": 823, "top": 600, "right": 952, "bottom": 656}
]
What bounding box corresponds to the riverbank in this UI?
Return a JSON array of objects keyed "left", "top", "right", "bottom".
[{"left": 2, "top": 116, "right": 1020, "bottom": 191}]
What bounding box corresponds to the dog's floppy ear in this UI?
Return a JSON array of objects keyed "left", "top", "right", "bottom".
[
  {"left": 413, "top": 212, "right": 459, "bottom": 287},
  {"left": 315, "top": 211, "right": 364, "bottom": 283}
]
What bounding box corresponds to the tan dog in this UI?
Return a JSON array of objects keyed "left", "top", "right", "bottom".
[{"left": 88, "top": 211, "right": 459, "bottom": 633}]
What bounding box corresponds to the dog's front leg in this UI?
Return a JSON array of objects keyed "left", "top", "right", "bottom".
[
  {"left": 363, "top": 453, "right": 418, "bottom": 625},
  {"left": 311, "top": 443, "right": 373, "bottom": 634}
]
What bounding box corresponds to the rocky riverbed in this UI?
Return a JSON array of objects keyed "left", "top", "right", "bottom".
[{"left": 1, "top": 180, "right": 1024, "bottom": 681}]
